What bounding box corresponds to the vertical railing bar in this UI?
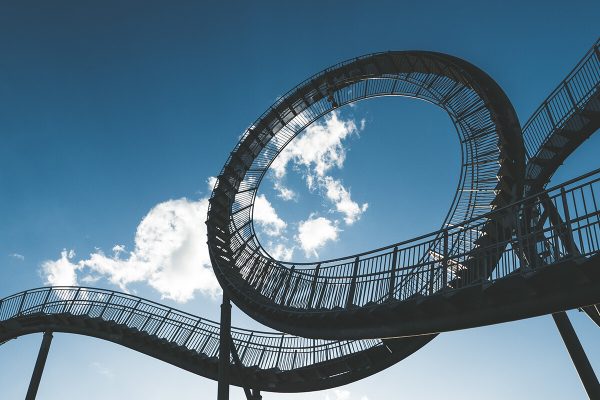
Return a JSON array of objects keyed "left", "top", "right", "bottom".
[
  {"left": 41, "top": 288, "right": 52, "bottom": 314},
  {"left": 182, "top": 318, "right": 202, "bottom": 348},
  {"left": 561, "top": 187, "right": 577, "bottom": 257},
  {"left": 346, "top": 257, "right": 360, "bottom": 308},
  {"left": 99, "top": 292, "right": 114, "bottom": 319},
  {"left": 124, "top": 298, "right": 142, "bottom": 326},
  {"left": 65, "top": 288, "right": 80, "bottom": 314},
  {"left": 388, "top": 247, "right": 398, "bottom": 300}
]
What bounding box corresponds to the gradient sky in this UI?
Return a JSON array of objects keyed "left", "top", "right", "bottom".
[{"left": 1, "top": 1, "right": 599, "bottom": 399}]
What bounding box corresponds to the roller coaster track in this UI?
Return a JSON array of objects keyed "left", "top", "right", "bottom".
[
  {"left": 207, "top": 50, "right": 527, "bottom": 339},
  {"left": 207, "top": 44, "right": 600, "bottom": 340},
  {"left": 1, "top": 40, "right": 599, "bottom": 398},
  {"left": 0, "top": 287, "right": 431, "bottom": 392},
  {"left": 1, "top": 169, "right": 599, "bottom": 394}
]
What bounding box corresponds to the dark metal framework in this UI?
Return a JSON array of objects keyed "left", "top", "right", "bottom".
[
  {"left": 207, "top": 51, "right": 526, "bottom": 337},
  {"left": 0, "top": 286, "right": 431, "bottom": 392},
  {"left": 1, "top": 40, "right": 599, "bottom": 399},
  {"left": 523, "top": 39, "right": 600, "bottom": 196}
]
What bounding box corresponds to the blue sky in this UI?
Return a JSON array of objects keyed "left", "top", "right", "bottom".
[{"left": 1, "top": 1, "right": 599, "bottom": 399}]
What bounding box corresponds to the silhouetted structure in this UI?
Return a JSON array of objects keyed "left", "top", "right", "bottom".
[{"left": 1, "top": 39, "right": 599, "bottom": 399}]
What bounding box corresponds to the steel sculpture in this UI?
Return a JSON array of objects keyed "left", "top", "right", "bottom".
[{"left": 1, "top": 39, "right": 599, "bottom": 399}]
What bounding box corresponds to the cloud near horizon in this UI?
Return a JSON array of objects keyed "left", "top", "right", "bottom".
[
  {"left": 41, "top": 197, "right": 220, "bottom": 303},
  {"left": 40, "top": 180, "right": 293, "bottom": 303}
]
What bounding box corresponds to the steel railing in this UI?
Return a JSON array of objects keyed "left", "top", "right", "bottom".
[
  {"left": 522, "top": 38, "right": 600, "bottom": 160},
  {"left": 0, "top": 287, "right": 380, "bottom": 371},
  {"left": 228, "top": 167, "right": 600, "bottom": 311}
]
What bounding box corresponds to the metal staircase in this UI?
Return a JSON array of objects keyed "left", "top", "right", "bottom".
[
  {"left": 0, "top": 287, "right": 432, "bottom": 393},
  {"left": 207, "top": 43, "right": 600, "bottom": 340},
  {"left": 2, "top": 39, "right": 599, "bottom": 399}
]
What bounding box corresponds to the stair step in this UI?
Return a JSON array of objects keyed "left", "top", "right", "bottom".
[{"left": 562, "top": 113, "right": 589, "bottom": 132}]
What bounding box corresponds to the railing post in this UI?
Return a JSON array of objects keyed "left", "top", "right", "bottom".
[
  {"left": 124, "top": 298, "right": 142, "bottom": 326},
  {"left": 560, "top": 187, "right": 577, "bottom": 257},
  {"left": 218, "top": 295, "right": 232, "bottom": 400},
  {"left": 41, "top": 289, "right": 52, "bottom": 314},
  {"left": 315, "top": 279, "right": 328, "bottom": 309},
  {"left": 17, "top": 290, "right": 27, "bottom": 315},
  {"left": 181, "top": 318, "right": 201, "bottom": 348},
  {"left": 307, "top": 263, "right": 321, "bottom": 308},
  {"left": 442, "top": 230, "right": 449, "bottom": 288},
  {"left": 563, "top": 81, "right": 578, "bottom": 109},
  {"left": 544, "top": 101, "right": 556, "bottom": 127},
  {"left": 65, "top": 288, "right": 80, "bottom": 314},
  {"left": 274, "top": 333, "right": 285, "bottom": 369},
  {"left": 25, "top": 331, "right": 53, "bottom": 400},
  {"left": 346, "top": 257, "right": 360, "bottom": 308},
  {"left": 99, "top": 292, "right": 114, "bottom": 319},
  {"left": 281, "top": 266, "right": 296, "bottom": 306},
  {"left": 428, "top": 256, "right": 435, "bottom": 296},
  {"left": 388, "top": 247, "right": 398, "bottom": 300},
  {"left": 239, "top": 332, "right": 254, "bottom": 364}
]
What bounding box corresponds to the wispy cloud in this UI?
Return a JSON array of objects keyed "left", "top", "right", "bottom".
[
  {"left": 321, "top": 176, "right": 368, "bottom": 225},
  {"left": 9, "top": 253, "right": 25, "bottom": 261},
  {"left": 269, "top": 111, "right": 368, "bottom": 226},
  {"left": 270, "top": 111, "right": 358, "bottom": 180},
  {"left": 254, "top": 194, "right": 287, "bottom": 236},
  {"left": 266, "top": 242, "right": 294, "bottom": 261},
  {"left": 90, "top": 361, "right": 114, "bottom": 380}
]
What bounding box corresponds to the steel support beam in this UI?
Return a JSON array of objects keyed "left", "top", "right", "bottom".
[
  {"left": 25, "top": 331, "right": 53, "bottom": 400},
  {"left": 218, "top": 295, "right": 232, "bottom": 400},
  {"left": 552, "top": 311, "right": 600, "bottom": 399}
]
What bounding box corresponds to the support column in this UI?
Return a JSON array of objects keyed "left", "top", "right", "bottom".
[
  {"left": 25, "top": 331, "right": 53, "bottom": 400},
  {"left": 553, "top": 311, "right": 600, "bottom": 399},
  {"left": 218, "top": 295, "right": 232, "bottom": 400}
]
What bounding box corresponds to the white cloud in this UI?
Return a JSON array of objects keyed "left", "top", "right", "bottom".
[
  {"left": 41, "top": 198, "right": 221, "bottom": 303},
  {"left": 296, "top": 215, "right": 340, "bottom": 257},
  {"left": 270, "top": 111, "right": 359, "bottom": 180},
  {"left": 321, "top": 176, "right": 368, "bottom": 225},
  {"left": 41, "top": 249, "right": 80, "bottom": 286},
  {"left": 266, "top": 242, "right": 294, "bottom": 262},
  {"left": 254, "top": 194, "right": 287, "bottom": 236},
  {"left": 9, "top": 253, "right": 25, "bottom": 261},
  {"left": 274, "top": 181, "right": 297, "bottom": 201},
  {"left": 269, "top": 111, "right": 368, "bottom": 227},
  {"left": 207, "top": 176, "right": 217, "bottom": 192}
]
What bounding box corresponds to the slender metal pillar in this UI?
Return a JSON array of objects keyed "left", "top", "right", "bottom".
[
  {"left": 25, "top": 331, "right": 53, "bottom": 400},
  {"left": 218, "top": 295, "right": 232, "bottom": 400},
  {"left": 552, "top": 312, "right": 600, "bottom": 399}
]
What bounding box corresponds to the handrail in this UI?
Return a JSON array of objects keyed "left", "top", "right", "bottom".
[
  {"left": 227, "top": 167, "right": 600, "bottom": 311},
  {"left": 0, "top": 287, "right": 381, "bottom": 371},
  {"left": 522, "top": 38, "right": 600, "bottom": 160},
  {"left": 277, "top": 166, "right": 600, "bottom": 267}
]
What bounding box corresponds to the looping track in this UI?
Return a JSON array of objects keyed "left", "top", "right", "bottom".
[
  {"left": 1, "top": 39, "right": 599, "bottom": 394},
  {"left": 206, "top": 51, "right": 526, "bottom": 339}
]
